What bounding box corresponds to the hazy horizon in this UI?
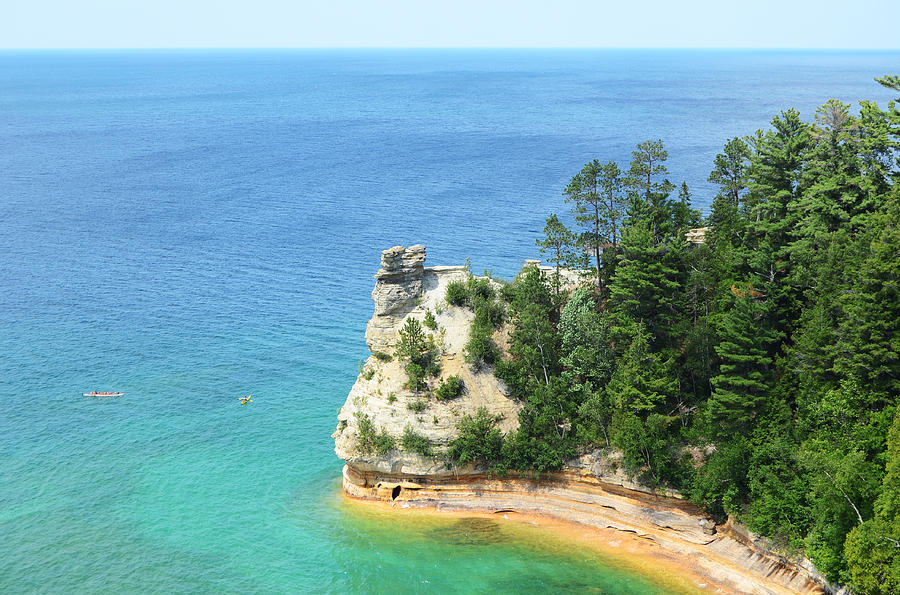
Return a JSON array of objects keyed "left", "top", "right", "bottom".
[{"left": 6, "top": 0, "right": 900, "bottom": 50}]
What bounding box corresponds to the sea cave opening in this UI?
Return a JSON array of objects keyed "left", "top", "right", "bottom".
[{"left": 391, "top": 485, "right": 402, "bottom": 500}]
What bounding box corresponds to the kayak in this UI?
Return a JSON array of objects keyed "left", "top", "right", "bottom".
[{"left": 83, "top": 392, "right": 124, "bottom": 397}]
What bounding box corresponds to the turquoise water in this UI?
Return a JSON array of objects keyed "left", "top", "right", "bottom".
[{"left": 2, "top": 49, "right": 899, "bottom": 593}]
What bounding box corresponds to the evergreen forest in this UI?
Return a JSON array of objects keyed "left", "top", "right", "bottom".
[{"left": 446, "top": 74, "right": 900, "bottom": 591}]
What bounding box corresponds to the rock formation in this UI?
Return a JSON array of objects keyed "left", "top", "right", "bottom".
[
  {"left": 334, "top": 245, "right": 838, "bottom": 595},
  {"left": 334, "top": 245, "right": 521, "bottom": 477},
  {"left": 365, "top": 245, "right": 427, "bottom": 353}
]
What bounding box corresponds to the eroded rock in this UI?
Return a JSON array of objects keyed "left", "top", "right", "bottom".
[
  {"left": 334, "top": 245, "right": 521, "bottom": 477},
  {"left": 365, "top": 245, "right": 427, "bottom": 352}
]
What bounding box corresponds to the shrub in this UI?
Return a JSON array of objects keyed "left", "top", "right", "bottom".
[
  {"left": 373, "top": 350, "right": 393, "bottom": 362},
  {"left": 358, "top": 360, "right": 375, "bottom": 380},
  {"left": 467, "top": 276, "right": 495, "bottom": 303},
  {"left": 373, "top": 432, "right": 396, "bottom": 455},
  {"left": 407, "top": 399, "right": 428, "bottom": 413},
  {"left": 445, "top": 280, "right": 469, "bottom": 306},
  {"left": 355, "top": 412, "right": 395, "bottom": 456},
  {"left": 435, "top": 375, "right": 465, "bottom": 400},
  {"left": 447, "top": 408, "right": 504, "bottom": 467},
  {"left": 404, "top": 362, "right": 427, "bottom": 392},
  {"left": 465, "top": 325, "right": 500, "bottom": 368},
  {"left": 401, "top": 426, "right": 433, "bottom": 457},
  {"left": 423, "top": 309, "right": 438, "bottom": 330},
  {"left": 425, "top": 360, "right": 442, "bottom": 378},
  {"left": 473, "top": 296, "right": 505, "bottom": 329}
]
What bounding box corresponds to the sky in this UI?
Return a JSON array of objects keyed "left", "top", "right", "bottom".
[{"left": 3, "top": 0, "right": 900, "bottom": 49}]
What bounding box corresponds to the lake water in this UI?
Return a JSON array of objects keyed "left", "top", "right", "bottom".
[{"left": 2, "top": 49, "right": 898, "bottom": 593}]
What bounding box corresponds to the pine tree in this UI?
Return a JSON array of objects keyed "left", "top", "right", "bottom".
[
  {"left": 844, "top": 410, "right": 900, "bottom": 594},
  {"left": 742, "top": 109, "right": 810, "bottom": 335},
  {"left": 707, "top": 287, "right": 780, "bottom": 438},
  {"left": 607, "top": 321, "right": 676, "bottom": 414},
  {"left": 834, "top": 194, "right": 900, "bottom": 396},
  {"left": 709, "top": 137, "right": 752, "bottom": 213},
  {"left": 536, "top": 213, "right": 579, "bottom": 297},
  {"left": 672, "top": 181, "right": 702, "bottom": 238},
  {"left": 606, "top": 322, "right": 678, "bottom": 483},
  {"left": 625, "top": 139, "right": 676, "bottom": 246},
  {"left": 564, "top": 159, "right": 623, "bottom": 292},
  {"left": 608, "top": 220, "right": 684, "bottom": 349}
]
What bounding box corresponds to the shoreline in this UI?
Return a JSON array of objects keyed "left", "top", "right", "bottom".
[
  {"left": 340, "top": 464, "right": 828, "bottom": 595},
  {"left": 340, "top": 489, "right": 729, "bottom": 594}
]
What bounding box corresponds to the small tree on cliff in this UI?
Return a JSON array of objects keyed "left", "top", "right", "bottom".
[
  {"left": 397, "top": 317, "right": 438, "bottom": 392},
  {"left": 536, "top": 213, "right": 579, "bottom": 298},
  {"left": 564, "top": 159, "right": 624, "bottom": 293}
]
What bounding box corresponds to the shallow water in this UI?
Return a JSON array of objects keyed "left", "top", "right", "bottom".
[{"left": 2, "top": 49, "right": 898, "bottom": 592}]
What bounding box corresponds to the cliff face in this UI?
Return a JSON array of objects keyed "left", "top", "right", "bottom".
[
  {"left": 364, "top": 244, "right": 427, "bottom": 353},
  {"left": 333, "top": 245, "right": 521, "bottom": 477},
  {"left": 333, "top": 246, "right": 837, "bottom": 595}
]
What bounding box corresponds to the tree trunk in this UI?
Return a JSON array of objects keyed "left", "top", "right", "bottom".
[{"left": 594, "top": 202, "right": 603, "bottom": 294}]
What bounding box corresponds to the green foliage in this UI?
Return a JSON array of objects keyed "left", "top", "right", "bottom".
[
  {"left": 454, "top": 275, "right": 504, "bottom": 370},
  {"left": 445, "top": 280, "right": 469, "bottom": 306},
  {"left": 451, "top": 80, "right": 900, "bottom": 585},
  {"left": 559, "top": 288, "right": 614, "bottom": 390},
  {"left": 624, "top": 139, "right": 676, "bottom": 246},
  {"left": 423, "top": 309, "right": 438, "bottom": 330},
  {"left": 354, "top": 412, "right": 395, "bottom": 456},
  {"left": 467, "top": 276, "right": 496, "bottom": 304},
  {"left": 407, "top": 399, "right": 428, "bottom": 413},
  {"left": 358, "top": 360, "right": 375, "bottom": 380},
  {"left": 611, "top": 411, "right": 674, "bottom": 485},
  {"left": 503, "top": 377, "right": 578, "bottom": 472},
  {"left": 498, "top": 266, "right": 560, "bottom": 390},
  {"left": 607, "top": 321, "right": 675, "bottom": 414},
  {"left": 404, "top": 362, "right": 427, "bottom": 392},
  {"left": 844, "top": 409, "right": 900, "bottom": 593},
  {"left": 560, "top": 289, "right": 616, "bottom": 447},
  {"left": 834, "top": 201, "right": 900, "bottom": 396},
  {"left": 401, "top": 426, "right": 434, "bottom": 457},
  {"left": 397, "top": 317, "right": 440, "bottom": 392},
  {"left": 707, "top": 289, "right": 780, "bottom": 438},
  {"left": 564, "top": 159, "right": 625, "bottom": 291},
  {"left": 690, "top": 440, "right": 749, "bottom": 520},
  {"left": 708, "top": 137, "right": 751, "bottom": 216},
  {"left": 435, "top": 375, "right": 464, "bottom": 400},
  {"left": 603, "top": 322, "right": 680, "bottom": 484},
  {"left": 473, "top": 295, "right": 505, "bottom": 329},
  {"left": 608, "top": 220, "right": 685, "bottom": 349},
  {"left": 447, "top": 408, "right": 504, "bottom": 468},
  {"left": 464, "top": 323, "right": 500, "bottom": 369},
  {"left": 373, "top": 350, "right": 393, "bottom": 362},
  {"left": 397, "top": 317, "right": 428, "bottom": 363},
  {"left": 537, "top": 213, "right": 580, "bottom": 296}
]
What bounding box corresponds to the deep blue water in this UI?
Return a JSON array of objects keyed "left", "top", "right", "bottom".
[{"left": 2, "top": 49, "right": 898, "bottom": 593}]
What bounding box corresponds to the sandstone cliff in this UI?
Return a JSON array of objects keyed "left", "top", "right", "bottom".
[
  {"left": 333, "top": 245, "right": 839, "bottom": 595},
  {"left": 333, "top": 245, "right": 521, "bottom": 477}
]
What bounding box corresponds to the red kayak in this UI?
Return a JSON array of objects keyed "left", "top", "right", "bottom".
[{"left": 83, "top": 391, "right": 124, "bottom": 397}]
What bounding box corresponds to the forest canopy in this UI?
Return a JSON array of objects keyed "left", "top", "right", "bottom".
[{"left": 449, "top": 74, "right": 900, "bottom": 592}]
